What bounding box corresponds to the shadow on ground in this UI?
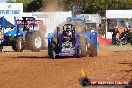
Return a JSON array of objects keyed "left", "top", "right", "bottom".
[
  {"left": 13, "top": 56, "right": 82, "bottom": 59},
  {"left": 13, "top": 56, "right": 49, "bottom": 59},
  {"left": 124, "top": 86, "right": 132, "bottom": 88}
]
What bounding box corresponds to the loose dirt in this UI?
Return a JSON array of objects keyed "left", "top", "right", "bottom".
[{"left": 0, "top": 45, "right": 131, "bottom": 88}]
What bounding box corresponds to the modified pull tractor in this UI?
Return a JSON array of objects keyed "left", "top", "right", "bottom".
[{"left": 48, "top": 24, "right": 98, "bottom": 59}]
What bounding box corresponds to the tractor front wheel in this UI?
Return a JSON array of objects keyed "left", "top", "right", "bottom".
[{"left": 12, "top": 37, "right": 24, "bottom": 52}]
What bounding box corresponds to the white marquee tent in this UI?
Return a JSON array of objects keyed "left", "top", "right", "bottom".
[{"left": 105, "top": 10, "right": 132, "bottom": 39}]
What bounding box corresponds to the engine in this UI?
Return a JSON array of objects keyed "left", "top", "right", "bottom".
[
  {"left": 62, "top": 42, "right": 73, "bottom": 48},
  {"left": 61, "top": 42, "right": 74, "bottom": 54}
]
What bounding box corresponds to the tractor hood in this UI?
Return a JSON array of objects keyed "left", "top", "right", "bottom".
[{"left": 4, "top": 29, "right": 23, "bottom": 36}]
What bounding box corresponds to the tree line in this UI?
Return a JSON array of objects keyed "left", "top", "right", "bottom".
[{"left": 7, "top": 0, "right": 132, "bottom": 16}]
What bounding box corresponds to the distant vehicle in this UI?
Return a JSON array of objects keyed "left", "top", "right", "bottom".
[
  {"left": 112, "top": 27, "right": 132, "bottom": 45},
  {"left": 0, "top": 16, "right": 44, "bottom": 52}
]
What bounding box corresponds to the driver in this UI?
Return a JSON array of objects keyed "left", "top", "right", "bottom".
[
  {"left": 23, "top": 25, "right": 30, "bottom": 41},
  {"left": 65, "top": 27, "right": 72, "bottom": 38},
  {"left": 23, "top": 25, "right": 30, "bottom": 32}
]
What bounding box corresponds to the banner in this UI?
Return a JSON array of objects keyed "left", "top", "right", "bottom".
[{"left": 0, "top": 3, "right": 23, "bottom": 16}]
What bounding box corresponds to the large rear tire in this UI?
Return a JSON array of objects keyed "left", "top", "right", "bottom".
[
  {"left": 79, "top": 35, "right": 87, "bottom": 57},
  {"left": 76, "top": 48, "right": 81, "bottom": 58},
  {"left": 130, "top": 39, "right": 132, "bottom": 45},
  {"left": 29, "top": 32, "right": 43, "bottom": 52},
  {"left": 12, "top": 37, "right": 24, "bottom": 52},
  {"left": 88, "top": 43, "right": 97, "bottom": 57},
  {"left": 0, "top": 45, "right": 2, "bottom": 52},
  {"left": 129, "top": 33, "right": 132, "bottom": 45},
  {"left": 48, "top": 38, "right": 57, "bottom": 59},
  {"left": 51, "top": 50, "right": 56, "bottom": 59}
]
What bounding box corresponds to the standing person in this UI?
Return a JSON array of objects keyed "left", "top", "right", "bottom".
[
  {"left": 84, "top": 23, "right": 88, "bottom": 32},
  {"left": 23, "top": 25, "right": 30, "bottom": 41},
  {"left": 0, "top": 27, "right": 2, "bottom": 39},
  {"left": 126, "top": 21, "right": 129, "bottom": 28},
  {"left": 112, "top": 28, "right": 119, "bottom": 44},
  {"left": 75, "top": 22, "right": 82, "bottom": 32}
]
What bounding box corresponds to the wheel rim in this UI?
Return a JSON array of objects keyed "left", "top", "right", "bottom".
[
  {"left": 19, "top": 41, "right": 22, "bottom": 50},
  {"left": 35, "top": 37, "right": 42, "bottom": 48}
]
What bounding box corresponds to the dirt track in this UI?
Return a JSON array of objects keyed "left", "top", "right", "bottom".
[{"left": 0, "top": 45, "right": 131, "bottom": 88}]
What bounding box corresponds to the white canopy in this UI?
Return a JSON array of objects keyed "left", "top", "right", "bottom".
[{"left": 106, "top": 10, "right": 132, "bottom": 18}]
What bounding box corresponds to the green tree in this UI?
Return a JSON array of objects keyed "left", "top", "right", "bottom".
[
  {"left": 26, "top": 0, "right": 43, "bottom": 12},
  {"left": 62, "top": 0, "right": 132, "bottom": 16},
  {"left": 15, "top": 0, "right": 44, "bottom": 12},
  {"left": 7, "top": 0, "right": 132, "bottom": 15},
  {"left": 15, "top": 0, "right": 32, "bottom": 11}
]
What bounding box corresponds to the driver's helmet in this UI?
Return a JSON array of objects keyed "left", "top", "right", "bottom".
[{"left": 66, "top": 25, "right": 71, "bottom": 30}]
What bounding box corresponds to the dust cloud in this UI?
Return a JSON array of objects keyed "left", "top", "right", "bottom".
[
  {"left": 98, "top": 44, "right": 114, "bottom": 57},
  {"left": 42, "top": 0, "right": 64, "bottom": 12}
]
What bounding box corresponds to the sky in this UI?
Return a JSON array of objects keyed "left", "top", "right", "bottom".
[{"left": 0, "top": 0, "right": 16, "bottom": 3}]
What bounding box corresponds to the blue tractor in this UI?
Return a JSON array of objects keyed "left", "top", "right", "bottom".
[
  {"left": 0, "top": 16, "right": 44, "bottom": 52},
  {"left": 48, "top": 16, "right": 98, "bottom": 59}
]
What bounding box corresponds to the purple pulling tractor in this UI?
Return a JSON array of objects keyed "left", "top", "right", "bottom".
[{"left": 48, "top": 16, "right": 98, "bottom": 59}]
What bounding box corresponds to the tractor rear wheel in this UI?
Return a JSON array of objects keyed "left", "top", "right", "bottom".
[
  {"left": 88, "top": 43, "right": 97, "bottom": 57},
  {"left": 130, "top": 39, "right": 132, "bottom": 45},
  {"left": 48, "top": 38, "right": 57, "bottom": 59},
  {"left": 79, "top": 35, "right": 87, "bottom": 57},
  {"left": 12, "top": 37, "right": 24, "bottom": 52},
  {"left": 129, "top": 34, "right": 132, "bottom": 45},
  {"left": 76, "top": 48, "right": 81, "bottom": 57},
  {"left": 51, "top": 50, "right": 56, "bottom": 59},
  {"left": 29, "top": 32, "right": 43, "bottom": 52},
  {"left": 0, "top": 45, "right": 3, "bottom": 52}
]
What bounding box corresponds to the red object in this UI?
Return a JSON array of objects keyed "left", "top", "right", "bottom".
[
  {"left": 106, "top": 38, "right": 112, "bottom": 43},
  {"left": 98, "top": 36, "right": 112, "bottom": 44}
]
